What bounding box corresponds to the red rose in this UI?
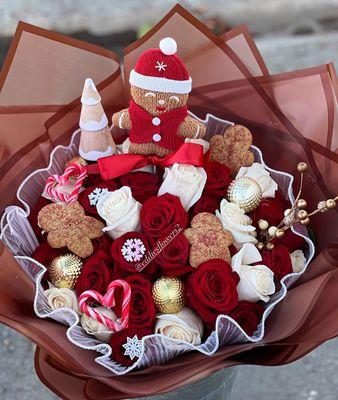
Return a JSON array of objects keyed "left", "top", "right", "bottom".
[
  {"left": 262, "top": 245, "right": 292, "bottom": 281},
  {"left": 85, "top": 173, "right": 106, "bottom": 187},
  {"left": 92, "top": 235, "right": 113, "bottom": 257},
  {"left": 28, "top": 196, "right": 51, "bottom": 242},
  {"left": 111, "top": 231, "right": 156, "bottom": 277},
  {"left": 251, "top": 195, "right": 289, "bottom": 227},
  {"left": 78, "top": 180, "right": 118, "bottom": 216},
  {"left": 155, "top": 234, "right": 194, "bottom": 277},
  {"left": 109, "top": 327, "right": 152, "bottom": 366},
  {"left": 229, "top": 244, "right": 238, "bottom": 257},
  {"left": 141, "top": 193, "right": 188, "bottom": 238},
  {"left": 119, "top": 171, "right": 161, "bottom": 203},
  {"left": 204, "top": 161, "right": 232, "bottom": 197},
  {"left": 193, "top": 194, "right": 220, "bottom": 215},
  {"left": 186, "top": 259, "right": 239, "bottom": 326},
  {"left": 75, "top": 251, "right": 113, "bottom": 296},
  {"left": 273, "top": 229, "right": 306, "bottom": 253},
  {"left": 230, "top": 301, "right": 264, "bottom": 336},
  {"left": 112, "top": 132, "right": 129, "bottom": 145},
  {"left": 114, "top": 274, "right": 156, "bottom": 329},
  {"left": 31, "top": 242, "right": 63, "bottom": 284},
  {"left": 32, "top": 242, "right": 62, "bottom": 267}
]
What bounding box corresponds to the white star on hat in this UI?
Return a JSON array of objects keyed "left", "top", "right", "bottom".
[{"left": 155, "top": 61, "right": 167, "bottom": 72}]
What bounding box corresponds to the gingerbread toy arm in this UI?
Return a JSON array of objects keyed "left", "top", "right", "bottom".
[
  {"left": 112, "top": 108, "right": 131, "bottom": 129},
  {"left": 177, "top": 116, "right": 206, "bottom": 139}
]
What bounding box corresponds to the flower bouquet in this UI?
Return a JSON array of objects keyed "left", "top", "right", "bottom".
[{"left": 0, "top": 5, "right": 338, "bottom": 399}]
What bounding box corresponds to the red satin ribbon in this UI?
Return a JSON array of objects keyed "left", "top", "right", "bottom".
[{"left": 86, "top": 142, "right": 205, "bottom": 180}]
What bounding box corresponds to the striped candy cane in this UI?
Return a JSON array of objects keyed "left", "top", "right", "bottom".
[
  {"left": 107, "top": 279, "right": 131, "bottom": 330},
  {"left": 79, "top": 279, "right": 131, "bottom": 332},
  {"left": 45, "top": 162, "right": 87, "bottom": 203}
]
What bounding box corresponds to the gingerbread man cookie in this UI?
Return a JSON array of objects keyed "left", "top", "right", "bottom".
[
  {"left": 184, "top": 212, "right": 233, "bottom": 268},
  {"left": 112, "top": 37, "right": 205, "bottom": 158},
  {"left": 38, "top": 202, "right": 104, "bottom": 258},
  {"left": 210, "top": 125, "right": 254, "bottom": 175}
]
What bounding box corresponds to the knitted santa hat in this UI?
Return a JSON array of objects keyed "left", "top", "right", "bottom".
[{"left": 129, "top": 37, "right": 192, "bottom": 94}]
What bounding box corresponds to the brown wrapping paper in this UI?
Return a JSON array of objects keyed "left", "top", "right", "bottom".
[{"left": 0, "top": 4, "right": 337, "bottom": 399}]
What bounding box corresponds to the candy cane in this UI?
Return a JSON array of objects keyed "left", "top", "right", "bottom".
[
  {"left": 45, "top": 162, "right": 87, "bottom": 203},
  {"left": 79, "top": 280, "right": 131, "bottom": 331},
  {"left": 107, "top": 279, "right": 131, "bottom": 330}
]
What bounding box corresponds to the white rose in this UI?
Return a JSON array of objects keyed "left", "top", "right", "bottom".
[
  {"left": 80, "top": 307, "right": 117, "bottom": 343},
  {"left": 290, "top": 249, "right": 307, "bottom": 273},
  {"left": 158, "top": 163, "right": 206, "bottom": 210},
  {"left": 232, "top": 243, "right": 275, "bottom": 302},
  {"left": 236, "top": 163, "right": 278, "bottom": 198},
  {"left": 96, "top": 186, "right": 141, "bottom": 239},
  {"left": 44, "top": 286, "right": 80, "bottom": 314},
  {"left": 216, "top": 199, "right": 257, "bottom": 248},
  {"left": 185, "top": 138, "right": 210, "bottom": 154},
  {"left": 155, "top": 308, "right": 203, "bottom": 345}
]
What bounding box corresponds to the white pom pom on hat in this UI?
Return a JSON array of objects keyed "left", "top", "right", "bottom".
[
  {"left": 129, "top": 36, "right": 192, "bottom": 94},
  {"left": 159, "top": 37, "right": 177, "bottom": 55}
]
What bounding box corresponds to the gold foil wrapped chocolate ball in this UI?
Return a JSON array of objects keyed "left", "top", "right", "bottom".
[
  {"left": 227, "top": 177, "right": 262, "bottom": 212},
  {"left": 152, "top": 277, "right": 185, "bottom": 314},
  {"left": 49, "top": 253, "right": 83, "bottom": 289}
]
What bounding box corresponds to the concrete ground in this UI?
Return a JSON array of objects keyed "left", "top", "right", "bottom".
[
  {"left": 1, "top": 324, "right": 338, "bottom": 400},
  {"left": 1, "top": 1, "right": 338, "bottom": 399}
]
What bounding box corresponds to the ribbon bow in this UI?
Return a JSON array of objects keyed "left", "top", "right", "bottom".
[{"left": 86, "top": 142, "right": 205, "bottom": 180}]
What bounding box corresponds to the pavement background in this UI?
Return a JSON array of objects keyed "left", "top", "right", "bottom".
[
  {"left": 1, "top": 325, "right": 338, "bottom": 400},
  {"left": 1, "top": 1, "right": 338, "bottom": 399}
]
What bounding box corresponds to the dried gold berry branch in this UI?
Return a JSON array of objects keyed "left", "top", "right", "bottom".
[{"left": 257, "top": 162, "right": 337, "bottom": 251}]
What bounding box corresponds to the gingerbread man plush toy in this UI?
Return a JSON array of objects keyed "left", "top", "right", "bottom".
[{"left": 112, "top": 37, "right": 206, "bottom": 157}]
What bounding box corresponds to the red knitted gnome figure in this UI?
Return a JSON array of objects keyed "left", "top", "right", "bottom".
[{"left": 112, "top": 37, "right": 206, "bottom": 157}]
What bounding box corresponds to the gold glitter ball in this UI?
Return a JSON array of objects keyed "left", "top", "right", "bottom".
[
  {"left": 265, "top": 242, "right": 275, "bottom": 250},
  {"left": 326, "top": 199, "right": 336, "bottom": 209},
  {"left": 258, "top": 219, "right": 269, "bottom": 231},
  {"left": 227, "top": 177, "right": 262, "bottom": 212},
  {"left": 152, "top": 277, "right": 185, "bottom": 314},
  {"left": 300, "top": 217, "right": 310, "bottom": 226},
  {"left": 65, "top": 156, "right": 87, "bottom": 169},
  {"left": 49, "top": 253, "right": 83, "bottom": 289},
  {"left": 297, "top": 210, "right": 308, "bottom": 220},
  {"left": 296, "top": 199, "right": 307, "bottom": 209},
  {"left": 257, "top": 242, "right": 264, "bottom": 251},
  {"left": 275, "top": 229, "right": 285, "bottom": 239},
  {"left": 297, "top": 162, "right": 308, "bottom": 173}
]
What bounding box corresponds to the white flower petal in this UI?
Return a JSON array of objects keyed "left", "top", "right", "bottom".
[
  {"left": 44, "top": 287, "right": 80, "bottom": 314},
  {"left": 290, "top": 249, "right": 307, "bottom": 273},
  {"left": 80, "top": 306, "right": 116, "bottom": 343},
  {"left": 236, "top": 163, "right": 278, "bottom": 198},
  {"left": 97, "top": 187, "right": 141, "bottom": 239},
  {"left": 155, "top": 308, "right": 203, "bottom": 345},
  {"left": 158, "top": 163, "right": 206, "bottom": 210},
  {"left": 216, "top": 200, "right": 257, "bottom": 249}
]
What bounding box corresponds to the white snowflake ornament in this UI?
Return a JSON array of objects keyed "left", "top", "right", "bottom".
[
  {"left": 121, "top": 238, "right": 146, "bottom": 262},
  {"left": 122, "top": 335, "right": 143, "bottom": 360},
  {"left": 88, "top": 187, "right": 108, "bottom": 206}
]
